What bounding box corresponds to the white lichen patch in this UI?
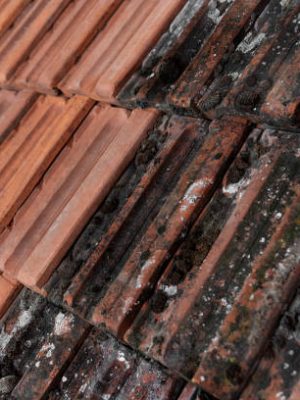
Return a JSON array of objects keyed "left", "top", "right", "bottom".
[
  {"left": 180, "top": 178, "right": 213, "bottom": 212},
  {"left": 40, "top": 342, "right": 55, "bottom": 358},
  {"left": 237, "top": 32, "right": 266, "bottom": 54},
  {"left": 117, "top": 351, "right": 131, "bottom": 369},
  {"left": 222, "top": 176, "right": 250, "bottom": 197},
  {"left": 136, "top": 255, "right": 157, "bottom": 289},
  {"left": 54, "top": 312, "right": 74, "bottom": 336},
  {"left": 161, "top": 285, "right": 178, "bottom": 296},
  {"left": 0, "top": 309, "right": 33, "bottom": 358}
]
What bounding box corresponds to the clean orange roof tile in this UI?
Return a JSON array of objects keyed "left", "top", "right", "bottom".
[
  {"left": 59, "top": 0, "right": 187, "bottom": 102},
  {"left": 0, "top": 273, "right": 20, "bottom": 318},
  {"left": 0, "top": 89, "right": 36, "bottom": 142},
  {"left": 0, "top": 104, "right": 157, "bottom": 292},
  {"left": 11, "top": 0, "right": 122, "bottom": 94},
  {"left": 0, "top": 94, "right": 92, "bottom": 233},
  {"left": 0, "top": 0, "right": 70, "bottom": 85},
  {"left": 0, "top": 0, "right": 31, "bottom": 33}
]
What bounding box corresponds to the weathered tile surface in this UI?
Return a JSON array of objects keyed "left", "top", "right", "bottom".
[
  {"left": 0, "top": 289, "right": 89, "bottom": 399},
  {"left": 240, "top": 289, "right": 300, "bottom": 400},
  {"left": 120, "top": 0, "right": 300, "bottom": 131},
  {"left": 41, "top": 115, "right": 248, "bottom": 340},
  {"left": 47, "top": 327, "right": 185, "bottom": 400},
  {"left": 124, "top": 128, "right": 300, "bottom": 399},
  {"left": 0, "top": 104, "right": 157, "bottom": 293},
  {"left": 0, "top": 94, "right": 92, "bottom": 234}
]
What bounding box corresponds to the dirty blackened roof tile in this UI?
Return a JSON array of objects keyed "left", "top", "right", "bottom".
[
  {"left": 41, "top": 115, "right": 248, "bottom": 337},
  {"left": 0, "top": 288, "right": 89, "bottom": 399},
  {"left": 0, "top": 104, "right": 157, "bottom": 293},
  {"left": 58, "top": 0, "right": 188, "bottom": 102},
  {"left": 240, "top": 289, "right": 300, "bottom": 400},
  {"left": 0, "top": 289, "right": 186, "bottom": 399},
  {"left": 46, "top": 328, "right": 185, "bottom": 400},
  {"left": 10, "top": 0, "right": 123, "bottom": 94},
  {"left": 0, "top": 274, "right": 20, "bottom": 319},
  {"left": 122, "top": 128, "right": 300, "bottom": 399},
  {"left": 120, "top": 0, "right": 300, "bottom": 131},
  {"left": 0, "top": 93, "right": 92, "bottom": 234},
  {"left": 0, "top": 0, "right": 71, "bottom": 85},
  {"left": 0, "top": 89, "right": 36, "bottom": 142},
  {"left": 45, "top": 113, "right": 203, "bottom": 304}
]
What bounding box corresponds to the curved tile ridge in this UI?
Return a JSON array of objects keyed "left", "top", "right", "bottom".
[
  {"left": 59, "top": 0, "right": 187, "bottom": 102},
  {"left": 0, "top": 104, "right": 157, "bottom": 293},
  {"left": 0, "top": 89, "right": 36, "bottom": 143},
  {"left": 0, "top": 94, "right": 92, "bottom": 234}
]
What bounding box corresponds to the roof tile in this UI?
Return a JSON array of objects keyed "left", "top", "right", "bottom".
[
  {"left": 11, "top": 0, "right": 122, "bottom": 94},
  {"left": 0, "top": 89, "right": 36, "bottom": 142},
  {"left": 0, "top": 288, "right": 186, "bottom": 400},
  {"left": 47, "top": 328, "right": 185, "bottom": 400},
  {"left": 0, "top": 0, "right": 70, "bottom": 85},
  {"left": 0, "top": 104, "right": 157, "bottom": 292},
  {"left": 0, "top": 288, "right": 89, "bottom": 399},
  {"left": 124, "top": 128, "right": 300, "bottom": 398},
  {"left": 240, "top": 289, "right": 300, "bottom": 400},
  {"left": 40, "top": 115, "right": 248, "bottom": 338},
  {"left": 120, "top": 0, "right": 300, "bottom": 130},
  {"left": 58, "top": 0, "right": 187, "bottom": 102},
  {"left": 0, "top": 274, "right": 20, "bottom": 318},
  {"left": 0, "top": 94, "right": 92, "bottom": 233}
]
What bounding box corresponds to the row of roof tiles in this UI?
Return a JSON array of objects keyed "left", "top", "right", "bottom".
[
  {"left": 1, "top": 285, "right": 300, "bottom": 399},
  {"left": 0, "top": 0, "right": 298, "bottom": 130},
  {"left": 0, "top": 89, "right": 299, "bottom": 399}
]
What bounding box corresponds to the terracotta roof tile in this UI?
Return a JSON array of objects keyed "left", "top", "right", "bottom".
[
  {"left": 0, "top": 274, "right": 20, "bottom": 318},
  {"left": 120, "top": 0, "right": 300, "bottom": 131},
  {"left": 0, "top": 288, "right": 186, "bottom": 399},
  {"left": 47, "top": 328, "right": 184, "bottom": 400},
  {"left": 58, "top": 0, "right": 187, "bottom": 102},
  {"left": 0, "top": 89, "right": 36, "bottom": 142},
  {"left": 240, "top": 289, "right": 300, "bottom": 400},
  {"left": 0, "top": 0, "right": 31, "bottom": 33},
  {"left": 0, "top": 0, "right": 70, "bottom": 85},
  {"left": 11, "top": 0, "right": 122, "bottom": 94},
  {"left": 0, "top": 2, "right": 299, "bottom": 399},
  {"left": 0, "top": 104, "right": 157, "bottom": 292},
  {"left": 0, "top": 93, "right": 92, "bottom": 234},
  {"left": 124, "top": 128, "right": 300, "bottom": 399},
  {"left": 0, "top": 288, "right": 89, "bottom": 399},
  {"left": 38, "top": 115, "right": 248, "bottom": 336}
]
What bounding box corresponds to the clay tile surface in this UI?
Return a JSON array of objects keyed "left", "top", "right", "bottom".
[
  {"left": 0, "top": 0, "right": 71, "bottom": 85},
  {"left": 0, "top": 274, "right": 20, "bottom": 319},
  {"left": 123, "top": 128, "right": 300, "bottom": 399},
  {"left": 240, "top": 288, "right": 300, "bottom": 400},
  {"left": 40, "top": 115, "right": 248, "bottom": 335},
  {"left": 0, "top": 89, "right": 36, "bottom": 142},
  {"left": 0, "top": 104, "right": 157, "bottom": 292},
  {"left": 0, "top": 0, "right": 31, "bottom": 34},
  {"left": 0, "top": 288, "right": 89, "bottom": 399},
  {"left": 58, "top": 0, "right": 187, "bottom": 102},
  {"left": 119, "top": 0, "right": 300, "bottom": 131},
  {"left": 47, "top": 327, "right": 185, "bottom": 400},
  {"left": 0, "top": 288, "right": 187, "bottom": 400},
  {"left": 0, "top": 93, "right": 92, "bottom": 234},
  {"left": 10, "top": 0, "right": 123, "bottom": 94},
  {"left": 0, "top": 1, "right": 300, "bottom": 399}
]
